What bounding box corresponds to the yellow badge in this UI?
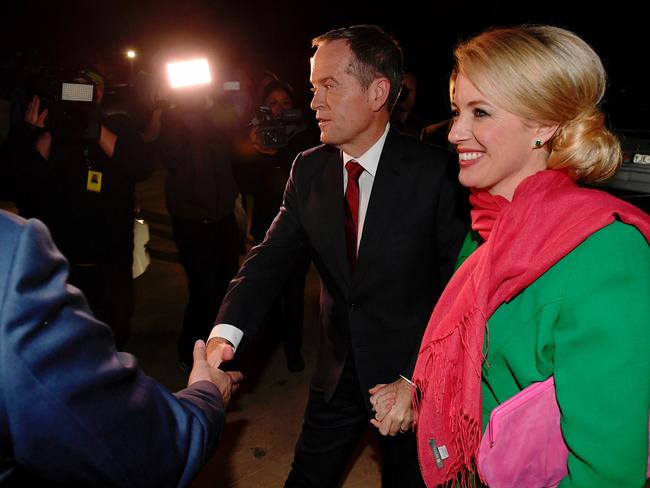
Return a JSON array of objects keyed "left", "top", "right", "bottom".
[{"left": 86, "top": 170, "right": 102, "bottom": 193}]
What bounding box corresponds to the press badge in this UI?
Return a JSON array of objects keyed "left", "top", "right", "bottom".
[{"left": 86, "top": 170, "right": 102, "bottom": 193}]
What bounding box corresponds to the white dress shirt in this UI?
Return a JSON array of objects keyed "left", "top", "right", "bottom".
[
  {"left": 210, "top": 124, "right": 391, "bottom": 351},
  {"left": 342, "top": 123, "right": 390, "bottom": 249}
]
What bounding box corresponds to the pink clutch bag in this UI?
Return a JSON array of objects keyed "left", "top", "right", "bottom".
[
  {"left": 478, "top": 377, "right": 567, "bottom": 488},
  {"left": 478, "top": 376, "right": 650, "bottom": 488}
]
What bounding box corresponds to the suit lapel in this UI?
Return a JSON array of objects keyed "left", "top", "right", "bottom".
[
  {"left": 354, "top": 129, "right": 406, "bottom": 284},
  {"left": 310, "top": 148, "right": 352, "bottom": 287}
]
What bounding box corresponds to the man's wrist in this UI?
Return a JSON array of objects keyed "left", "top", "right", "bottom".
[
  {"left": 209, "top": 337, "right": 234, "bottom": 348},
  {"left": 208, "top": 323, "right": 243, "bottom": 352},
  {"left": 27, "top": 124, "right": 48, "bottom": 136}
]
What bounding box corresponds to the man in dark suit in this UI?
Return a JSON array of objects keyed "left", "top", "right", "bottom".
[
  {"left": 0, "top": 209, "right": 242, "bottom": 486},
  {"left": 207, "top": 25, "right": 467, "bottom": 487}
]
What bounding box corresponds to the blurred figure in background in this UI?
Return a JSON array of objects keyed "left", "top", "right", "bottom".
[
  {"left": 420, "top": 117, "right": 453, "bottom": 152},
  {"left": 390, "top": 71, "right": 430, "bottom": 138},
  {"left": 6, "top": 67, "right": 154, "bottom": 348},
  {"left": 253, "top": 70, "right": 280, "bottom": 108},
  {"left": 156, "top": 83, "right": 241, "bottom": 371},
  {"left": 235, "top": 80, "right": 319, "bottom": 372}
]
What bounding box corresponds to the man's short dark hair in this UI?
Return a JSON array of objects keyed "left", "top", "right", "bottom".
[{"left": 312, "top": 25, "right": 404, "bottom": 112}]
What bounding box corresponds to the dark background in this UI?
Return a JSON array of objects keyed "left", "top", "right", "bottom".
[{"left": 2, "top": 0, "right": 648, "bottom": 129}]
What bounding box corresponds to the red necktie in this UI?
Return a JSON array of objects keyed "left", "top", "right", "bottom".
[{"left": 344, "top": 160, "right": 364, "bottom": 270}]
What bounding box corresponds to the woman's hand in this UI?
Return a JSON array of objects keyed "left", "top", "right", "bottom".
[{"left": 369, "top": 378, "right": 415, "bottom": 435}]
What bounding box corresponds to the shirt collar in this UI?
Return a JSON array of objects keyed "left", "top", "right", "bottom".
[{"left": 342, "top": 123, "right": 390, "bottom": 177}]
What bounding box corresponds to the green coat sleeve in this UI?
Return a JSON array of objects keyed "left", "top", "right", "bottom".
[{"left": 554, "top": 222, "right": 649, "bottom": 487}]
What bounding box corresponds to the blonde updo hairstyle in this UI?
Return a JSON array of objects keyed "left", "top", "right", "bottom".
[{"left": 451, "top": 25, "right": 621, "bottom": 182}]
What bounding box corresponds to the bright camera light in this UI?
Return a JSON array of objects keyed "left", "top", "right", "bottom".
[
  {"left": 167, "top": 58, "right": 212, "bottom": 88},
  {"left": 126, "top": 50, "right": 136, "bottom": 59}
]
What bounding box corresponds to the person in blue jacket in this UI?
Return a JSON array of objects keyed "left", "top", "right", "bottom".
[{"left": 0, "top": 209, "right": 242, "bottom": 487}]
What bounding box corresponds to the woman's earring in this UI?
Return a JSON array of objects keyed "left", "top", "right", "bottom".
[{"left": 534, "top": 139, "right": 542, "bottom": 148}]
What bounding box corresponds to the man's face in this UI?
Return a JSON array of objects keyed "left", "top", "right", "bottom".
[{"left": 309, "top": 40, "right": 379, "bottom": 155}]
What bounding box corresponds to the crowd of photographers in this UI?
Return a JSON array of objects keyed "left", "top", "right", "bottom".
[
  {"left": 0, "top": 51, "right": 323, "bottom": 484},
  {"left": 0, "top": 54, "right": 321, "bottom": 363}
]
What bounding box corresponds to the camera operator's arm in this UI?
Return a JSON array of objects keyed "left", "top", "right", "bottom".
[
  {"left": 24, "top": 96, "right": 52, "bottom": 160},
  {"left": 6, "top": 96, "right": 57, "bottom": 210},
  {"left": 98, "top": 124, "right": 117, "bottom": 158}
]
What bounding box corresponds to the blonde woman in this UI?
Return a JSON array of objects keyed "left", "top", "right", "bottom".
[{"left": 371, "top": 25, "right": 650, "bottom": 487}]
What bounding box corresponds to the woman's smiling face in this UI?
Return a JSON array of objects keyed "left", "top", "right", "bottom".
[{"left": 448, "top": 74, "right": 549, "bottom": 200}]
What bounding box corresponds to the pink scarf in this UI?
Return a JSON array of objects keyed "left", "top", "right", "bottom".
[{"left": 412, "top": 170, "right": 650, "bottom": 487}]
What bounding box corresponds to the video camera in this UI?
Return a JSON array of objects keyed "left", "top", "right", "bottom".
[
  {"left": 251, "top": 106, "right": 303, "bottom": 149},
  {"left": 45, "top": 81, "right": 102, "bottom": 141},
  {"left": 6, "top": 51, "right": 104, "bottom": 141},
  {"left": 26, "top": 72, "right": 102, "bottom": 142}
]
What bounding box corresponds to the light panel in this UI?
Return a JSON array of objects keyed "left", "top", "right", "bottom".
[
  {"left": 61, "top": 82, "right": 94, "bottom": 102},
  {"left": 167, "top": 59, "right": 212, "bottom": 88}
]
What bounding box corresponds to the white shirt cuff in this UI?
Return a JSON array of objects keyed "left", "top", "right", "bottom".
[{"left": 208, "top": 323, "right": 244, "bottom": 353}]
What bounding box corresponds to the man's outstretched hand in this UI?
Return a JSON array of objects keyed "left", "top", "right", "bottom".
[
  {"left": 206, "top": 337, "right": 235, "bottom": 368},
  {"left": 189, "top": 340, "right": 242, "bottom": 406}
]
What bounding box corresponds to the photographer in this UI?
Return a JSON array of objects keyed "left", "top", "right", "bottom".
[
  {"left": 155, "top": 84, "right": 241, "bottom": 372},
  {"left": 9, "top": 68, "right": 154, "bottom": 348},
  {"left": 235, "top": 80, "right": 319, "bottom": 372}
]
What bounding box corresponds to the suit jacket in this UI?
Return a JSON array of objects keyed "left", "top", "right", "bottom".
[
  {"left": 217, "top": 128, "right": 467, "bottom": 401},
  {"left": 0, "top": 210, "right": 224, "bottom": 487}
]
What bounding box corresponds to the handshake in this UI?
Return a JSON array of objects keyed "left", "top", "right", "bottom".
[
  {"left": 199, "top": 336, "right": 415, "bottom": 430},
  {"left": 368, "top": 376, "right": 416, "bottom": 436},
  {"left": 189, "top": 339, "right": 242, "bottom": 407}
]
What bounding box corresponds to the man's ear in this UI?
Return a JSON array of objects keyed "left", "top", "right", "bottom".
[{"left": 369, "top": 78, "right": 390, "bottom": 112}]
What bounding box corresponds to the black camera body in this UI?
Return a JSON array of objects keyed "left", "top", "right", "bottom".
[
  {"left": 251, "top": 106, "right": 303, "bottom": 149},
  {"left": 47, "top": 82, "right": 101, "bottom": 141},
  {"left": 30, "top": 80, "right": 101, "bottom": 142},
  {"left": 10, "top": 56, "right": 139, "bottom": 141}
]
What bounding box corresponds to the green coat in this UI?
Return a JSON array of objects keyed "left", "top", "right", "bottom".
[{"left": 460, "top": 222, "right": 650, "bottom": 487}]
